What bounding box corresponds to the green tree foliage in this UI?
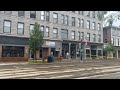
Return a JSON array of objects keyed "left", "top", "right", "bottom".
[
  {"left": 97, "top": 11, "right": 108, "bottom": 21},
  {"left": 104, "top": 42, "right": 116, "bottom": 58},
  {"left": 29, "top": 22, "right": 44, "bottom": 60}
]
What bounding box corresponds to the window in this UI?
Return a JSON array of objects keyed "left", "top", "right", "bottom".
[
  {"left": 92, "top": 11, "right": 95, "bottom": 18},
  {"left": 61, "top": 14, "right": 64, "bottom": 24},
  {"left": 18, "top": 11, "right": 25, "bottom": 17},
  {"left": 118, "top": 39, "right": 119, "bottom": 46},
  {"left": 78, "top": 18, "right": 80, "bottom": 27},
  {"left": 87, "top": 33, "right": 90, "bottom": 41},
  {"left": 17, "top": 22, "right": 24, "bottom": 34},
  {"left": 4, "top": 11, "right": 12, "bottom": 14},
  {"left": 53, "top": 13, "right": 58, "bottom": 23},
  {"left": 46, "top": 27, "right": 49, "bottom": 37},
  {"left": 46, "top": 11, "right": 50, "bottom": 21},
  {"left": 72, "top": 17, "right": 75, "bottom": 26},
  {"left": 98, "top": 34, "right": 101, "bottom": 42},
  {"left": 105, "top": 39, "right": 107, "bottom": 43},
  {"left": 98, "top": 23, "right": 101, "bottom": 30},
  {"left": 65, "top": 15, "right": 68, "bottom": 25},
  {"left": 93, "top": 34, "right": 96, "bottom": 42},
  {"left": 30, "top": 24, "right": 34, "bottom": 33},
  {"left": 61, "top": 29, "right": 68, "bottom": 40},
  {"left": 87, "top": 11, "right": 90, "bottom": 17},
  {"left": 81, "top": 32, "right": 84, "bottom": 39},
  {"left": 2, "top": 46, "right": 24, "bottom": 57},
  {"left": 111, "top": 38, "right": 114, "bottom": 45},
  {"left": 116, "top": 39, "right": 119, "bottom": 46},
  {"left": 72, "top": 31, "right": 75, "bottom": 40},
  {"left": 81, "top": 19, "right": 84, "bottom": 28},
  {"left": 3, "top": 20, "right": 11, "bottom": 33},
  {"left": 40, "top": 26, "right": 44, "bottom": 37},
  {"left": 53, "top": 28, "right": 58, "bottom": 38},
  {"left": 30, "top": 11, "right": 36, "bottom": 18},
  {"left": 92, "top": 22, "right": 95, "bottom": 30},
  {"left": 87, "top": 20, "right": 90, "bottom": 29},
  {"left": 78, "top": 31, "right": 80, "bottom": 40},
  {"left": 79, "top": 11, "right": 84, "bottom": 15},
  {"left": 40, "top": 11, "right": 45, "bottom": 20},
  {"left": 72, "top": 11, "right": 75, "bottom": 13}
]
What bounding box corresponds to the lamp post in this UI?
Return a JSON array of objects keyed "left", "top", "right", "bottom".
[{"left": 80, "top": 39, "right": 83, "bottom": 60}]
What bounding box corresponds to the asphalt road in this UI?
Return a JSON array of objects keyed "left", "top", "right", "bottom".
[
  {"left": 0, "top": 59, "right": 120, "bottom": 79},
  {"left": 77, "top": 71, "right": 120, "bottom": 79}
]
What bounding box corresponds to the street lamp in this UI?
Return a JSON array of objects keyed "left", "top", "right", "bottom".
[{"left": 80, "top": 39, "right": 83, "bottom": 60}]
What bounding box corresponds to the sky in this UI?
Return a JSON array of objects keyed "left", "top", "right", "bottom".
[{"left": 104, "top": 11, "right": 120, "bottom": 27}]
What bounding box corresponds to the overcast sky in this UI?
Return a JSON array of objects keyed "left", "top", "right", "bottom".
[{"left": 105, "top": 11, "right": 120, "bottom": 27}]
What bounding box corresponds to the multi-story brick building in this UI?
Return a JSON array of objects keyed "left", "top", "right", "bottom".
[
  {"left": 0, "top": 11, "right": 103, "bottom": 61},
  {"left": 103, "top": 26, "right": 120, "bottom": 58}
]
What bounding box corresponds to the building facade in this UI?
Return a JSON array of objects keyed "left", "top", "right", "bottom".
[
  {"left": 0, "top": 11, "right": 103, "bottom": 61},
  {"left": 103, "top": 26, "right": 120, "bottom": 58}
]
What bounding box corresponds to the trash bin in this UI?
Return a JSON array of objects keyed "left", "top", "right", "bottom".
[{"left": 51, "top": 55, "right": 54, "bottom": 63}]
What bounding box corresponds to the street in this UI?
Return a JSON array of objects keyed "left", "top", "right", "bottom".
[
  {"left": 76, "top": 71, "right": 120, "bottom": 79},
  {"left": 0, "top": 59, "right": 120, "bottom": 79}
]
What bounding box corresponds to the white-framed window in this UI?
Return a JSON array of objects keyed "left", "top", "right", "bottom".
[
  {"left": 46, "top": 27, "right": 49, "bottom": 37},
  {"left": 17, "top": 22, "right": 24, "bottom": 34},
  {"left": 93, "top": 34, "right": 96, "bottom": 42},
  {"left": 40, "top": 11, "right": 45, "bottom": 20},
  {"left": 118, "top": 39, "right": 120, "bottom": 46},
  {"left": 30, "top": 11, "right": 36, "bottom": 18},
  {"left": 81, "top": 32, "right": 84, "bottom": 39},
  {"left": 78, "top": 31, "right": 80, "bottom": 40},
  {"left": 87, "top": 33, "right": 90, "bottom": 41},
  {"left": 87, "top": 11, "right": 90, "bottom": 17},
  {"left": 98, "top": 34, "right": 101, "bottom": 42},
  {"left": 98, "top": 23, "right": 101, "bottom": 30},
  {"left": 3, "top": 20, "right": 11, "bottom": 33},
  {"left": 18, "top": 11, "right": 25, "bottom": 17},
  {"left": 87, "top": 20, "right": 90, "bottom": 29},
  {"left": 53, "top": 13, "right": 58, "bottom": 23},
  {"left": 81, "top": 19, "right": 84, "bottom": 28},
  {"left": 40, "top": 26, "right": 44, "bottom": 37},
  {"left": 53, "top": 28, "right": 58, "bottom": 38},
  {"left": 46, "top": 11, "right": 50, "bottom": 21},
  {"left": 30, "top": 24, "right": 34, "bottom": 33},
  {"left": 72, "top": 31, "right": 75, "bottom": 40},
  {"left": 65, "top": 15, "right": 68, "bottom": 25},
  {"left": 61, "top": 14, "right": 64, "bottom": 24},
  {"left": 92, "top": 11, "right": 95, "bottom": 18},
  {"left": 61, "top": 29, "right": 68, "bottom": 40},
  {"left": 111, "top": 38, "right": 114, "bottom": 45},
  {"left": 4, "top": 11, "right": 12, "bottom": 14},
  {"left": 92, "top": 22, "right": 95, "bottom": 30},
  {"left": 78, "top": 18, "right": 80, "bottom": 27},
  {"left": 72, "top": 17, "right": 75, "bottom": 26}
]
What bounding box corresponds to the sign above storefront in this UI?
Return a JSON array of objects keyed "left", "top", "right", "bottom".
[{"left": 46, "top": 41, "right": 55, "bottom": 47}]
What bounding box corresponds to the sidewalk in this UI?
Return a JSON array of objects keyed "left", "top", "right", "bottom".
[{"left": 0, "top": 58, "right": 119, "bottom": 66}]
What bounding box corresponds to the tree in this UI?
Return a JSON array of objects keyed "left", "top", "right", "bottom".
[
  {"left": 29, "top": 22, "right": 44, "bottom": 60},
  {"left": 104, "top": 42, "right": 116, "bottom": 58},
  {"left": 97, "top": 11, "right": 108, "bottom": 21},
  {"left": 103, "top": 11, "right": 120, "bottom": 27}
]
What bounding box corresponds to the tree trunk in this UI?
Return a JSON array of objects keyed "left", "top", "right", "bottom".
[{"left": 34, "top": 51, "right": 36, "bottom": 60}]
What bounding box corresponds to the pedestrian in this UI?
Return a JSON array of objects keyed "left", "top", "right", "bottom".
[{"left": 66, "top": 52, "right": 69, "bottom": 59}]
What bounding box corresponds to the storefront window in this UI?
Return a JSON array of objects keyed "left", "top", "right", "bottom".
[{"left": 2, "top": 46, "right": 24, "bottom": 57}]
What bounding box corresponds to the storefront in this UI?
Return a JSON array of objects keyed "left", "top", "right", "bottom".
[{"left": 0, "top": 36, "right": 29, "bottom": 61}]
